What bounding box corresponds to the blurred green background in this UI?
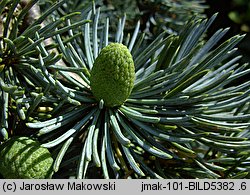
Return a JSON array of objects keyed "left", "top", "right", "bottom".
[{"left": 206, "top": 0, "right": 250, "bottom": 62}]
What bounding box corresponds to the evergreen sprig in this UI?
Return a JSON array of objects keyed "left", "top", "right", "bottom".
[
  {"left": 24, "top": 3, "right": 250, "bottom": 178},
  {"left": 0, "top": 0, "right": 90, "bottom": 140},
  {"left": 0, "top": 1, "right": 249, "bottom": 179}
]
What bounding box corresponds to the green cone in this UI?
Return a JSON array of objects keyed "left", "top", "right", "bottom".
[
  {"left": 90, "top": 43, "right": 135, "bottom": 107},
  {"left": 0, "top": 137, "right": 54, "bottom": 179}
]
